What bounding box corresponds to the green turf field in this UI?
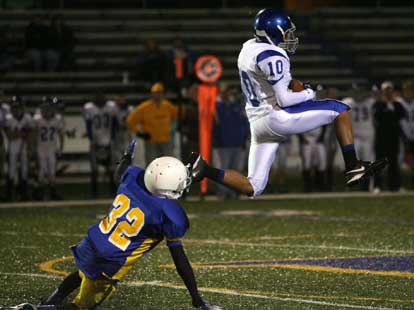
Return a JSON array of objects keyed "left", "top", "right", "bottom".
[{"left": 1, "top": 196, "right": 414, "bottom": 309}]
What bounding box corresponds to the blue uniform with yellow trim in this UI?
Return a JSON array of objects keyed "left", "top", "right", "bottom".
[{"left": 72, "top": 166, "right": 189, "bottom": 281}]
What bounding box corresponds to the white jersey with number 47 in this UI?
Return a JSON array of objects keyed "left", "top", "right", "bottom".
[{"left": 238, "top": 38, "right": 314, "bottom": 122}]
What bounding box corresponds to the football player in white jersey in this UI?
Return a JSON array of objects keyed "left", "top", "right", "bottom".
[
  {"left": 33, "top": 99, "right": 65, "bottom": 200},
  {"left": 0, "top": 100, "right": 10, "bottom": 194},
  {"left": 344, "top": 95, "right": 376, "bottom": 163},
  {"left": 112, "top": 95, "right": 134, "bottom": 165},
  {"left": 397, "top": 80, "right": 414, "bottom": 188},
  {"left": 344, "top": 94, "right": 376, "bottom": 191},
  {"left": 187, "top": 9, "right": 386, "bottom": 196},
  {"left": 4, "top": 96, "right": 33, "bottom": 200},
  {"left": 83, "top": 92, "right": 117, "bottom": 197},
  {"left": 299, "top": 126, "right": 327, "bottom": 192}
]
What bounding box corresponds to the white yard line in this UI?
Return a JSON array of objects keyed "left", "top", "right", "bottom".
[
  {"left": 1, "top": 191, "right": 413, "bottom": 209},
  {"left": 0, "top": 272, "right": 397, "bottom": 310},
  {"left": 2, "top": 229, "right": 412, "bottom": 255},
  {"left": 0, "top": 272, "right": 60, "bottom": 279},
  {"left": 0, "top": 199, "right": 112, "bottom": 209}
]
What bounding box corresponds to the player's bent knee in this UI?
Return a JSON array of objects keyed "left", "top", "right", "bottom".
[
  {"left": 331, "top": 99, "right": 351, "bottom": 114},
  {"left": 247, "top": 178, "right": 266, "bottom": 197}
]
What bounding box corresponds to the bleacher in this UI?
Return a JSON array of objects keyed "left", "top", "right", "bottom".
[
  {"left": 0, "top": 8, "right": 370, "bottom": 110},
  {"left": 316, "top": 7, "right": 414, "bottom": 85}
]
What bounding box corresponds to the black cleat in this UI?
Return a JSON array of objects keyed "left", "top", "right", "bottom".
[
  {"left": 345, "top": 158, "right": 388, "bottom": 186},
  {"left": 186, "top": 152, "right": 207, "bottom": 183}
]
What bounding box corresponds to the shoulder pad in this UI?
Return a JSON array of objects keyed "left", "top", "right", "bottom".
[
  {"left": 163, "top": 201, "right": 189, "bottom": 228},
  {"left": 33, "top": 113, "right": 42, "bottom": 121},
  {"left": 1, "top": 103, "right": 10, "bottom": 112},
  {"left": 106, "top": 100, "right": 116, "bottom": 108},
  {"left": 84, "top": 102, "right": 95, "bottom": 110},
  {"left": 256, "top": 46, "right": 289, "bottom": 64}
]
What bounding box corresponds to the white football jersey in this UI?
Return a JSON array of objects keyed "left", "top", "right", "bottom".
[
  {"left": 4, "top": 113, "right": 33, "bottom": 152},
  {"left": 83, "top": 100, "right": 117, "bottom": 146},
  {"left": 0, "top": 103, "right": 10, "bottom": 128},
  {"left": 345, "top": 96, "right": 375, "bottom": 139},
  {"left": 5, "top": 112, "right": 33, "bottom": 133},
  {"left": 34, "top": 113, "right": 64, "bottom": 151},
  {"left": 398, "top": 97, "right": 414, "bottom": 141},
  {"left": 114, "top": 105, "right": 134, "bottom": 146},
  {"left": 238, "top": 39, "right": 313, "bottom": 122},
  {"left": 302, "top": 127, "right": 324, "bottom": 144}
]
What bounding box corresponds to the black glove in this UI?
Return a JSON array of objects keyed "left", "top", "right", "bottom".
[
  {"left": 114, "top": 139, "right": 137, "bottom": 182},
  {"left": 136, "top": 132, "right": 151, "bottom": 140},
  {"left": 124, "top": 139, "right": 137, "bottom": 159},
  {"left": 303, "top": 81, "right": 313, "bottom": 90}
]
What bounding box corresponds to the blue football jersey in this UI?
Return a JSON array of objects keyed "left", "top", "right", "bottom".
[{"left": 72, "top": 166, "right": 189, "bottom": 280}]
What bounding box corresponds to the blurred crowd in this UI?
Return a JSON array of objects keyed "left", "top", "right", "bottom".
[
  {"left": 1, "top": 14, "right": 77, "bottom": 73},
  {"left": 1, "top": 19, "right": 414, "bottom": 199},
  {"left": 292, "top": 81, "right": 414, "bottom": 194},
  {"left": 1, "top": 16, "right": 198, "bottom": 92},
  {"left": 1, "top": 79, "right": 413, "bottom": 202}
]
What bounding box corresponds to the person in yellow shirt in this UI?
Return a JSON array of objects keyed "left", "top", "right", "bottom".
[{"left": 127, "top": 82, "right": 178, "bottom": 164}]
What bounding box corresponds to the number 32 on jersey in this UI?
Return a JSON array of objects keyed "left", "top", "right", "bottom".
[{"left": 99, "top": 193, "right": 145, "bottom": 251}]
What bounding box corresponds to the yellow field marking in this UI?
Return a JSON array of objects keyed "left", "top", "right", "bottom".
[
  {"left": 273, "top": 263, "right": 414, "bottom": 278},
  {"left": 38, "top": 256, "right": 72, "bottom": 277},
  {"left": 36, "top": 257, "right": 414, "bottom": 307},
  {"left": 161, "top": 256, "right": 414, "bottom": 279}
]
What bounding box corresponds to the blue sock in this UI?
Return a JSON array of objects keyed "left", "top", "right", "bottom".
[
  {"left": 341, "top": 144, "right": 357, "bottom": 170},
  {"left": 205, "top": 165, "right": 225, "bottom": 183}
]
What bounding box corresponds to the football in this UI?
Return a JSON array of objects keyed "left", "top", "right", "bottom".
[{"left": 289, "top": 79, "right": 305, "bottom": 92}]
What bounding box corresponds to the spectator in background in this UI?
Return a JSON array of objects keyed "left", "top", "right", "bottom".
[
  {"left": 83, "top": 92, "right": 118, "bottom": 197},
  {"left": 127, "top": 82, "right": 178, "bottom": 164},
  {"left": 136, "top": 39, "right": 168, "bottom": 89},
  {"left": 0, "top": 24, "right": 17, "bottom": 73},
  {"left": 344, "top": 90, "right": 376, "bottom": 191},
  {"left": 25, "top": 14, "right": 59, "bottom": 72},
  {"left": 180, "top": 83, "right": 199, "bottom": 160},
  {"left": 397, "top": 80, "right": 414, "bottom": 188},
  {"left": 0, "top": 97, "right": 9, "bottom": 200},
  {"left": 4, "top": 97, "right": 33, "bottom": 201},
  {"left": 299, "top": 126, "right": 327, "bottom": 192},
  {"left": 49, "top": 15, "right": 77, "bottom": 71},
  {"left": 373, "top": 81, "right": 404, "bottom": 192},
  {"left": 167, "top": 36, "right": 197, "bottom": 94},
  {"left": 212, "top": 85, "right": 249, "bottom": 199},
  {"left": 112, "top": 95, "right": 134, "bottom": 164},
  {"left": 270, "top": 137, "right": 291, "bottom": 193},
  {"left": 323, "top": 87, "right": 339, "bottom": 191}
]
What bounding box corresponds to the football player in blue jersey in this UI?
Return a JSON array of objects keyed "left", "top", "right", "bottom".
[
  {"left": 187, "top": 9, "right": 387, "bottom": 197},
  {"left": 33, "top": 140, "right": 221, "bottom": 310}
]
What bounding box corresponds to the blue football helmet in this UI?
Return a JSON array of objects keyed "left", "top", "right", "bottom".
[{"left": 254, "top": 9, "right": 299, "bottom": 54}]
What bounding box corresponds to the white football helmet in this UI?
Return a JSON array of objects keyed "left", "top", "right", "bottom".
[{"left": 144, "top": 156, "right": 191, "bottom": 199}]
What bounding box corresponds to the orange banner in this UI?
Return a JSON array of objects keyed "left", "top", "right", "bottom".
[
  {"left": 198, "top": 83, "right": 218, "bottom": 193},
  {"left": 174, "top": 57, "right": 183, "bottom": 79}
]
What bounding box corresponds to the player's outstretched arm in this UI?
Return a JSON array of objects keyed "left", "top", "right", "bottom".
[
  {"left": 168, "top": 245, "right": 221, "bottom": 309},
  {"left": 114, "top": 139, "right": 136, "bottom": 182}
]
